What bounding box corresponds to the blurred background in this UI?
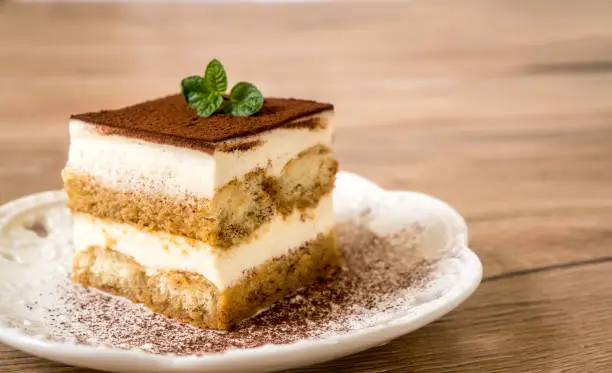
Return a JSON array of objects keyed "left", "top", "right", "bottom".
[{"left": 1, "top": 0, "right": 612, "bottom": 279}]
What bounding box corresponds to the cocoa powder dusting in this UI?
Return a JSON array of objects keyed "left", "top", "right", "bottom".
[
  {"left": 41, "top": 223, "right": 436, "bottom": 355},
  {"left": 71, "top": 95, "right": 332, "bottom": 150}
]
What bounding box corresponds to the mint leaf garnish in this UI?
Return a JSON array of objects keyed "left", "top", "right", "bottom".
[
  {"left": 223, "top": 82, "right": 264, "bottom": 117},
  {"left": 203, "top": 59, "right": 228, "bottom": 93},
  {"left": 181, "top": 59, "right": 264, "bottom": 118},
  {"left": 181, "top": 76, "right": 223, "bottom": 117}
]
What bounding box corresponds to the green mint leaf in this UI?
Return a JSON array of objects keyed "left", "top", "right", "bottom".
[
  {"left": 223, "top": 82, "right": 264, "bottom": 117},
  {"left": 204, "top": 59, "right": 228, "bottom": 93},
  {"left": 181, "top": 75, "right": 223, "bottom": 117},
  {"left": 181, "top": 59, "right": 264, "bottom": 118}
]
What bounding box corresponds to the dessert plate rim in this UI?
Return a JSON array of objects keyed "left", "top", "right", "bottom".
[{"left": 0, "top": 172, "right": 483, "bottom": 373}]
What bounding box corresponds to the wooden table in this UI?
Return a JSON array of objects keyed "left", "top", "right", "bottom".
[{"left": 1, "top": 0, "right": 612, "bottom": 371}]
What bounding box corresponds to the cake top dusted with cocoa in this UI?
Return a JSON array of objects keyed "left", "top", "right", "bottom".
[{"left": 71, "top": 94, "right": 333, "bottom": 145}]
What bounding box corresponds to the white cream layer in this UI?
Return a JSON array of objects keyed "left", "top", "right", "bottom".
[
  {"left": 66, "top": 114, "right": 332, "bottom": 199},
  {"left": 72, "top": 195, "right": 334, "bottom": 290}
]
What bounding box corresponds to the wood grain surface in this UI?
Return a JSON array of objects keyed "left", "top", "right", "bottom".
[{"left": 1, "top": 0, "right": 611, "bottom": 371}]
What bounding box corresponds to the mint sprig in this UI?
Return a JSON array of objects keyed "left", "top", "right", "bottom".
[{"left": 181, "top": 59, "right": 264, "bottom": 118}]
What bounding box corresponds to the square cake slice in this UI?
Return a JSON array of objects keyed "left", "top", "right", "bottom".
[{"left": 63, "top": 94, "right": 342, "bottom": 330}]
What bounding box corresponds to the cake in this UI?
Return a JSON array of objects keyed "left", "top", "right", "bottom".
[{"left": 62, "top": 93, "right": 342, "bottom": 330}]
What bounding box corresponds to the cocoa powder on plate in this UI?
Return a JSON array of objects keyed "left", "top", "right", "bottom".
[{"left": 42, "top": 223, "right": 435, "bottom": 355}]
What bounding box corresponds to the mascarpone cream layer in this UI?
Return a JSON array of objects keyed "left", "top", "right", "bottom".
[
  {"left": 66, "top": 114, "right": 332, "bottom": 199},
  {"left": 72, "top": 195, "right": 334, "bottom": 289}
]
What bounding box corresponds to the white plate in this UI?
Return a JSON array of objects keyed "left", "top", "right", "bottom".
[{"left": 0, "top": 172, "right": 482, "bottom": 373}]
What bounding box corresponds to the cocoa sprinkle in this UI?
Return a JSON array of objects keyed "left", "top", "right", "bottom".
[
  {"left": 71, "top": 94, "right": 332, "bottom": 152},
  {"left": 41, "top": 223, "right": 436, "bottom": 355}
]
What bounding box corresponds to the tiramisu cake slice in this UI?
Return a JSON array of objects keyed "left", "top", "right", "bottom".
[{"left": 62, "top": 63, "right": 341, "bottom": 330}]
